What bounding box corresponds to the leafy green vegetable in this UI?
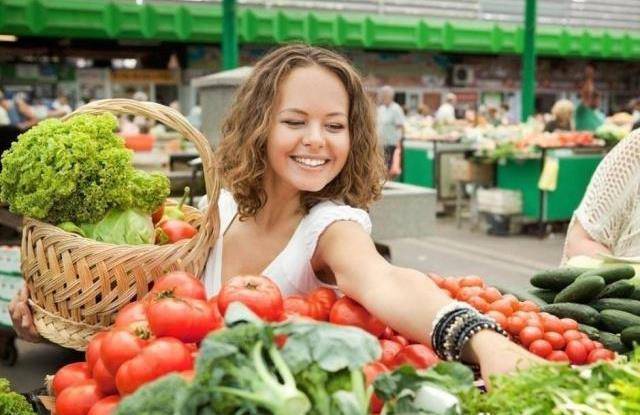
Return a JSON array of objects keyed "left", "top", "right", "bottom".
[
  {"left": 374, "top": 363, "right": 480, "bottom": 415},
  {"left": 115, "top": 373, "right": 188, "bottom": 415},
  {"left": 64, "top": 209, "right": 155, "bottom": 245},
  {"left": 0, "top": 378, "right": 35, "bottom": 415},
  {"left": 0, "top": 114, "right": 169, "bottom": 224}
]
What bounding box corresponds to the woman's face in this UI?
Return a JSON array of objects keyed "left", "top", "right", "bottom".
[{"left": 265, "top": 65, "right": 350, "bottom": 194}]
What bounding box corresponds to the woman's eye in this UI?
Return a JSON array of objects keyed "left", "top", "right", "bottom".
[
  {"left": 327, "top": 123, "right": 345, "bottom": 131},
  {"left": 283, "top": 120, "right": 304, "bottom": 127}
]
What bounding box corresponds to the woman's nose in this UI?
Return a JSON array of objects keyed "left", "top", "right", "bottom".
[{"left": 301, "top": 122, "right": 325, "bottom": 148}]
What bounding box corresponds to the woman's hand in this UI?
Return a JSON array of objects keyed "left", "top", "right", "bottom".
[
  {"left": 8, "top": 286, "right": 43, "bottom": 343},
  {"left": 465, "top": 330, "right": 545, "bottom": 388}
]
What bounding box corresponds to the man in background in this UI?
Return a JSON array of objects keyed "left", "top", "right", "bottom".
[
  {"left": 376, "top": 85, "right": 405, "bottom": 170},
  {"left": 435, "top": 92, "right": 457, "bottom": 124}
]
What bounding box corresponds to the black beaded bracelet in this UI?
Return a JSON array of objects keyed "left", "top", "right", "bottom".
[{"left": 432, "top": 308, "right": 474, "bottom": 357}]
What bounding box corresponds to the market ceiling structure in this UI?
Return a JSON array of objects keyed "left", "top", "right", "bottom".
[{"left": 1, "top": 0, "right": 640, "bottom": 60}]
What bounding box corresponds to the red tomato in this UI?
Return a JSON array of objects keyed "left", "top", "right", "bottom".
[
  {"left": 565, "top": 340, "right": 588, "bottom": 365},
  {"left": 456, "top": 286, "right": 483, "bottom": 301},
  {"left": 592, "top": 341, "right": 604, "bottom": 349},
  {"left": 579, "top": 338, "right": 596, "bottom": 354},
  {"left": 329, "top": 297, "right": 386, "bottom": 337},
  {"left": 486, "top": 310, "right": 507, "bottom": 328},
  {"left": 100, "top": 322, "right": 151, "bottom": 376},
  {"left": 147, "top": 296, "right": 221, "bottom": 343},
  {"left": 307, "top": 287, "right": 338, "bottom": 321},
  {"left": 543, "top": 332, "right": 566, "bottom": 350},
  {"left": 116, "top": 337, "right": 194, "bottom": 395},
  {"left": 392, "top": 344, "right": 439, "bottom": 369},
  {"left": 587, "top": 348, "right": 615, "bottom": 363},
  {"left": 507, "top": 316, "right": 527, "bottom": 336},
  {"left": 380, "top": 326, "right": 396, "bottom": 340},
  {"left": 560, "top": 318, "right": 579, "bottom": 331},
  {"left": 92, "top": 358, "right": 117, "bottom": 396},
  {"left": 379, "top": 340, "right": 403, "bottom": 367},
  {"left": 481, "top": 287, "right": 502, "bottom": 303},
  {"left": 114, "top": 302, "right": 147, "bottom": 327},
  {"left": 529, "top": 339, "right": 552, "bottom": 357},
  {"left": 55, "top": 380, "right": 103, "bottom": 415},
  {"left": 460, "top": 275, "right": 485, "bottom": 288},
  {"left": 86, "top": 332, "right": 108, "bottom": 374},
  {"left": 563, "top": 329, "right": 583, "bottom": 342},
  {"left": 152, "top": 205, "right": 165, "bottom": 225},
  {"left": 489, "top": 299, "right": 513, "bottom": 317},
  {"left": 391, "top": 335, "right": 409, "bottom": 348},
  {"left": 526, "top": 318, "right": 544, "bottom": 330},
  {"left": 87, "top": 395, "right": 120, "bottom": 415},
  {"left": 442, "top": 278, "right": 460, "bottom": 296},
  {"left": 543, "top": 318, "right": 564, "bottom": 334},
  {"left": 53, "top": 362, "right": 91, "bottom": 397},
  {"left": 519, "top": 300, "right": 540, "bottom": 313},
  {"left": 149, "top": 271, "right": 206, "bottom": 301},
  {"left": 519, "top": 326, "right": 544, "bottom": 348},
  {"left": 156, "top": 219, "right": 197, "bottom": 244},
  {"left": 217, "top": 275, "right": 284, "bottom": 322},
  {"left": 502, "top": 294, "right": 520, "bottom": 308},
  {"left": 283, "top": 296, "right": 312, "bottom": 318},
  {"left": 467, "top": 296, "right": 490, "bottom": 313},
  {"left": 363, "top": 362, "right": 389, "bottom": 413},
  {"left": 547, "top": 350, "right": 570, "bottom": 362}
]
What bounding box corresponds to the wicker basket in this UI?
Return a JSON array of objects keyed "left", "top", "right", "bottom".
[{"left": 21, "top": 99, "right": 220, "bottom": 351}]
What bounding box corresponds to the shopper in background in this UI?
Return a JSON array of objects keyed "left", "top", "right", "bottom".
[
  {"left": 0, "top": 90, "right": 10, "bottom": 126},
  {"left": 48, "top": 93, "right": 72, "bottom": 118},
  {"left": 435, "top": 92, "right": 457, "bottom": 124},
  {"left": 574, "top": 66, "right": 605, "bottom": 131},
  {"left": 563, "top": 129, "right": 640, "bottom": 261},
  {"left": 544, "top": 99, "right": 574, "bottom": 132},
  {"left": 376, "top": 85, "right": 405, "bottom": 169}
]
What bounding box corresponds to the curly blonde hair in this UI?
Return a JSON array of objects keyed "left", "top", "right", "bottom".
[{"left": 216, "top": 44, "right": 386, "bottom": 219}]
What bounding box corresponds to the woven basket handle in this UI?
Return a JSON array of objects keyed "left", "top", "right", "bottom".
[{"left": 62, "top": 98, "right": 220, "bottom": 232}]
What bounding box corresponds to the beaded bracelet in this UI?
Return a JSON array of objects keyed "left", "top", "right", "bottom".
[{"left": 431, "top": 302, "right": 508, "bottom": 362}]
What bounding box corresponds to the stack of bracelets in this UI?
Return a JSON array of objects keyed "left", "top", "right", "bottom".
[{"left": 431, "top": 301, "right": 509, "bottom": 363}]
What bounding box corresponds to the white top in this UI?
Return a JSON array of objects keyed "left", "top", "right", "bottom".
[
  {"left": 377, "top": 102, "right": 405, "bottom": 146},
  {"left": 199, "top": 190, "right": 372, "bottom": 297},
  {"left": 435, "top": 103, "right": 456, "bottom": 124},
  {"left": 563, "top": 130, "right": 640, "bottom": 260}
]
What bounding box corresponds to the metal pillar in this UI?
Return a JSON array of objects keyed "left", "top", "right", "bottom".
[
  {"left": 222, "top": 0, "right": 238, "bottom": 70},
  {"left": 521, "top": 0, "right": 537, "bottom": 121}
]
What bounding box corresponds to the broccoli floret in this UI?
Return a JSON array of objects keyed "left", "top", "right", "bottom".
[
  {"left": 211, "top": 340, "right": 311, "bottom": 415},
  {"left": 115, "top": 373, "right": 187, "bottom": 415},
  {"left": 0, "top": 378, "right": 35, "bottom": 415}
]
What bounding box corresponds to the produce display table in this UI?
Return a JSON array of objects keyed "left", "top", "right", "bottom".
[
  {"left": 496, "top": 148, "right": 605, "bottom": 228},
  {"left": 401, "top": 139, "right": 474, "bottom": 200}
]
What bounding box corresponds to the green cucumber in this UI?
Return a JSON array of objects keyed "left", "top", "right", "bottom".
[
  {"left": 597, "top": 280, "right": 635, "bottom": 299},
  {"left": 528, "top": 289, "right": 557, "bottom": 304},
  {"left": 578, "top": 265, "right": 635, "bottom": 284},
  {"left": 530, "top": 268, "right": 589, "bottom": 290},
  {"left": 541, "top": 303, "right": 600, "bottom": 326},
  {"left": 554, "top": 275, "right": 605, "bottom": 304},
  {"left": 630, "top": 288, "right": 640, "bottom": 301},
  {"left": 590, "top": 298, "right": 640, "bottom": 315},
  {"left": 620, "top": 326, "right": 640, "bottom": 349},
  {"left": 600, "top": 309, "right": 640, "bottom": 333},
  {"left": 598, "top": 331, "right": 629, "bottom": 353},
  {"left": 578, "top": 324, "right": 600, "bottom": 340}
]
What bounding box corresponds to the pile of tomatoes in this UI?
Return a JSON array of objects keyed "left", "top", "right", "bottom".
[
  {"left": 428, "top": 273, "right": 616, "bottom": 365},
  {"left": 52, "top": 271, "right": 222, "bottom": 415},
  {"left": 51, "top": 273, "right": 442, "bottom": 415}
]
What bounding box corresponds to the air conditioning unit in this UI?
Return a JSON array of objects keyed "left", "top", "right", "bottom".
[{"left": 452, "top": 65, "right": 475, "bottom": 86}]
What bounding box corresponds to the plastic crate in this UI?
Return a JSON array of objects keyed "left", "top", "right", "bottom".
[{"left": 477, "top": 188, "right": 523, "bottom": 215}]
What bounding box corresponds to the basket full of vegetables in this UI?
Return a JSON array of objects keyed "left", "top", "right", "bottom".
[{"left": 0, "top": 99, "right": 220, "bottom": 351}]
